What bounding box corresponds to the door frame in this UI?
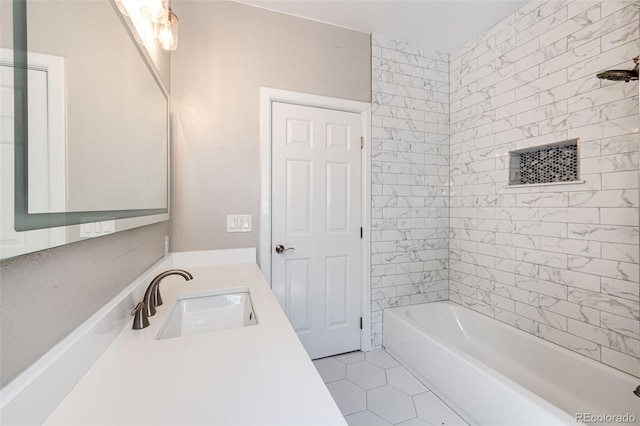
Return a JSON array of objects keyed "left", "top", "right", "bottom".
[{"left": 259, "top": 87, "right": 372, "bottom": 352}]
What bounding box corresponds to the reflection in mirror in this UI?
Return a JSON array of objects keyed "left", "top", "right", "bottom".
[
  {"left": 25, "top": 0, "right": 168, "bottom": 213},
  {"left": 0, "top": 0, "right": 170, "bottom": 259},
  {"left": 1, "top": 47, "right": 67, "bottom": 257},
  {"left": 0, "top": 48, "right": 67, "bottom": 215}
]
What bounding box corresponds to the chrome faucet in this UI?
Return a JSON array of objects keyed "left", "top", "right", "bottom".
[{"left": 131, "top": 269, "right": 193, "bottom": 329}]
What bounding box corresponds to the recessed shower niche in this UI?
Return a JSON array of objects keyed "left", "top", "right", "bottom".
[{"left": 508, "top": 139, "right": 579, "bottom": 186}]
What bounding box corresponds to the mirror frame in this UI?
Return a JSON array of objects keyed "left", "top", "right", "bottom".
[{"left": 4, "top": 0, "right": 169, "bottom": 258}]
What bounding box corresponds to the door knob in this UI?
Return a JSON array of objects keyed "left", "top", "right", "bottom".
[{"left": 275, "top": 244, "right": 295, "bottom": 254}]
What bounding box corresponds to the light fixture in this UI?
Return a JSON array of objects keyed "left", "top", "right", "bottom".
[
  {"left": 141, "top": 0, "right": 169, "bottom": 24},
  {"left": 119, "top": 0, "right": 179, "bottom": 51},
  {"left": 156, "top": 9, "right": 178, "bottom": 51}
]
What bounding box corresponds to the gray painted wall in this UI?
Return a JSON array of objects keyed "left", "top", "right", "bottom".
[
  {"left": 0, "top": 222, "right": 168, "bottom": 386},
  {"left": 170, "top": 0, "right": 371, "bottom": 255}
]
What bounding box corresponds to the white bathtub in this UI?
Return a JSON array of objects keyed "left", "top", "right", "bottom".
[{"left": 383, "top": 301, "right": 640, "bottom": 426}]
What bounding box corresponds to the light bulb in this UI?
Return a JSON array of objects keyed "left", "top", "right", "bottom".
[
  {"left": 156, "top": 10, "right": 178, "bottom": 51},
  {"left": 141, "top": 0, "right": 168, "bottom": 24},
  {"left": 157, "top": 25, "right": 174, "bottom": 50}
]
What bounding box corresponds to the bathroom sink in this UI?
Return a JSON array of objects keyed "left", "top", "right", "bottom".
[{"left": 157, "top": 291, "right": 257, "bottom": 340}]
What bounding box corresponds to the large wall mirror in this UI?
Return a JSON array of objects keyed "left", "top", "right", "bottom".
[{"left": 0, "top": 0, "right": 169, "bottom": 259}]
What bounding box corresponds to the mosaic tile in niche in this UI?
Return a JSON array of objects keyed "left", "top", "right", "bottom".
[{"left": 509, "top": 139, "right": 579, "bottom": 185}]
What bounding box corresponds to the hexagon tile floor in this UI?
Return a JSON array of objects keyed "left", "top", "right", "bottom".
[{"left": 313, "top": 350, "right": 468, "bottom": 426}]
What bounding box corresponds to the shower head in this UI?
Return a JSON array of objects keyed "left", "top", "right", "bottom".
[{"left": 596, "top": 57, "right": 639, "bottom": 82}]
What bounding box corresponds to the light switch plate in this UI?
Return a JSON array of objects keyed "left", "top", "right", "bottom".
[
  {"left": 80, "top": 219, "right": 116, "bottom": 238},
  {"left": 227, "top": 215, "right": 252, "bottom": 233}
]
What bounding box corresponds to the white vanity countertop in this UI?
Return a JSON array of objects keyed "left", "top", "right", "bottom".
[{"left": 44, "top": 260, "right": 346, "bottom": 425}]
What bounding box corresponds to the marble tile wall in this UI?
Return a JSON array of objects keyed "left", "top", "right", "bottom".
[
  {"left": 371, "top": 35, "right": 450, "bottom": 347},
  {"left": 449, "top": 0, "right": 640, "bottom": 377}
]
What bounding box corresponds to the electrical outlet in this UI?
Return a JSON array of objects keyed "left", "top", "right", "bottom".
[
  {"left": 227, "top": 215, "right": 252, "bottom": 233},
  {"left": 164, "top": 235, "right": 170, "bottom": 256}
]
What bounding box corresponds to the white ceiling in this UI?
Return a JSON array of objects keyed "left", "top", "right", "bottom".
[{"left": 235, "top": 0, "right": 530, "bottom": 53}]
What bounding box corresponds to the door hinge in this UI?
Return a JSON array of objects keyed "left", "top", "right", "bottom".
[
  {"left": 360, "top": 136, "right": 364, "bottom": 149},
  {"left": 360, "top": 227, "right": 363, "bottom": 239},
  {"left": 360, "top": 317, "right": 363, "bottom": 330}
]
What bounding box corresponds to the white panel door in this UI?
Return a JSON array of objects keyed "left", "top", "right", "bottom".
[
  {"left": 0, "top": 54, "right": 66, "bottom": 258},
  {"left": 0, "top": 64, "right": 52, "bottom": 257},
  {"left": 271, "top": 102, "right": 362, "bottom": 359}
]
